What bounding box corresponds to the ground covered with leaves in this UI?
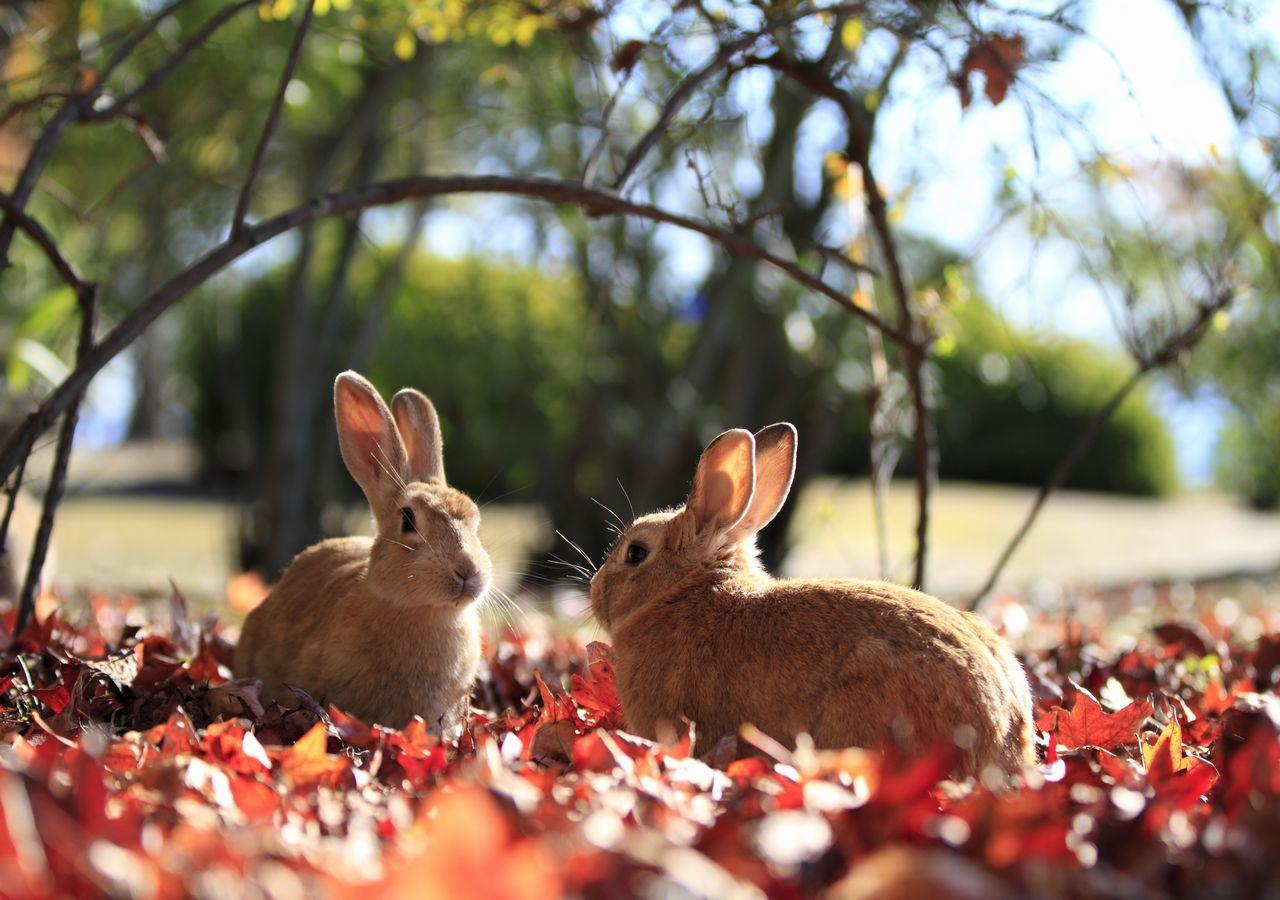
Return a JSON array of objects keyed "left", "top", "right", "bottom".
[{"left": 2, "top": 589, "right": 1279, "bottom": 898}]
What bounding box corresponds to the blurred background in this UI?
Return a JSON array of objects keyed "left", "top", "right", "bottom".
[{"left": 2, "top": 0, "right": 1278, "bottom": 614}]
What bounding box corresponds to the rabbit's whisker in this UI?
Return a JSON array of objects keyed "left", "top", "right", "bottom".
[
  {"left": 590, "top": 497, "right": 627, "bottom": 532},
  {"left": 376, "top": 536, "right": 414, "bottom": 551},
  {"left": 488, "top": 588, "right": 527, "bottom": 628},
  {"left": 478, "top": 485, "right": 529, "bottom": 510},
  {"left": 547, "top": 554, "right": 592, "bottom": 581},
  {"left": 370, "top": 443, "right": 409, "bottom": 493},
  {"left": 616, "top": 478, "right": 636, "bottom": 523},
  {"left": 555, "top": 529, "right": 597, "bottom": 574}
]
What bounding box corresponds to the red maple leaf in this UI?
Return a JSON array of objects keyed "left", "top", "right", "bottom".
[
  {"left": 33, "top": 681, "right": 72, "bottom": 715},
  {"left": 228, "top": 774, "right": 279, "bottom": 821},
  {"left": 1045, "top": 685, "right": 1152, "bottom": 750},
  {"left": 275, "top": 722, "right": 350, "bottom": 789},
  {"left": 200, "top": 720, "right": 271, "bottom": 776},
  {"left": 388, "top": 719, "right": 448, "bottom": 785},
  {"left": 570, "top": 641, "right": 625, "bottom": 730}
]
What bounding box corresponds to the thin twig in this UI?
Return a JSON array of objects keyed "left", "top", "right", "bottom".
[
  {"left": 965, "top": 289, "right": 1237, "bottom": 610},
  {"left": 14, "top": 288, "right": 97, "bottom": 633},
  {"left": 0, "top": 0, "right": 196, "bottom": 267},
  {"left": 0, "top": 425, "right": 34, "bottom": 561},
  {"left": 610, "top": 2, "right": 871, "bottom": 191},
  {"left": 0, "top": 193, "right": 87, "bottom": 291},
  {"left": 0, "top": 92, "right": 76, "bottom": 130},
  {"left": 611, "top": 34, "right": 751, "bottom": 191},
  {"left": 582, "top": 61, "right": 636, "bottom": 186},
  {"left": 231, "top": 0, "right": 317, "bottom": 235},
  {"left": 84, "top": 0, "right": 259, "bottom": 123},
  {"left": 857, "top": 150, "right": 935, "bottom": 592},
  {"left": 749, "top": 47, "right": 937, "bottom": 590}
]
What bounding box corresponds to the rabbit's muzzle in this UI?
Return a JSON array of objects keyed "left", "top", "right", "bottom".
[{"left": 450, "top": 557, "right": 488, "bottom": 602}]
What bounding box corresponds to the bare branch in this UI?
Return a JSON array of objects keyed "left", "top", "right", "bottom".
[
  {"left": 0, "top": 0, "right": 196, "bottom": 267},
  {"left": 14, "top": 288, "right": 97, "bottom": 634},
  {"left": 610, "top": 2, "right": 871, "bottom": 191},
  {"left": 231, "top": 0, "right": 318, "bottom": 236},
  {"left": 0, "top": 193, "right": 88, "bottom": 292},
  {"left": 612, "top": 33, "right": 755, "bottom": 191},
  {"left": 0, "top": 106, "right": 82, "bottom": 270},
  {"left": 0, "top": 172, "right": 920, "bottom": 486},
  {"left": 582, "top": 60, "right": 637, "bottom": 186},
  {"left": 745, "top": 47, "right": 937, "bottom": 590},
  {"left": 84, "top": 0, "right": 260, "bottom": 123},
  {"left": 0, "top": 426, "right": 34, "bottom": 563},
  {"left": 965, "top": 288, "right": 1238, "bottom": 610},
  {"left": 853, "top": 149, "right": 936, "bottom": 592},
  {"left": 96, "top": 0, "right": 200, "bottom": 82}
]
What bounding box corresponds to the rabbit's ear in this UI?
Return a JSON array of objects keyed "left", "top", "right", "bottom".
[
  {"left": 334, "top": 371, "right": 409, "bottom": 508},
  {"left": 686, "top": 429, "right": 756, "bottom": 536},
  {"left": 727, "top": 423, "right": 797, "bottom": 542},
  {"left": 391, "top": 388, "right": 445, "bottom": 483}
]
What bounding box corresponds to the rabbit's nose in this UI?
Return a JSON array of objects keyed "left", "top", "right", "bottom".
[{"left": 451, "top": 558, "right": 486, "bottom": 599}]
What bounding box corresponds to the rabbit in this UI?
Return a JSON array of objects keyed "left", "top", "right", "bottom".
[
  {"left": 235, "top": 371, "right": 490, "bottom": 735},
  {"left": 588, "top": 423, "right": 1036, "bottom": 781}
]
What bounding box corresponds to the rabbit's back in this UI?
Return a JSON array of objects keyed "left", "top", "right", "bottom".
[
  {"left": 614, "top": 578, "right": 1035, "bottom": 776},
  {"left": 235, "top": 537, "right": 372, "bottom": 703}
]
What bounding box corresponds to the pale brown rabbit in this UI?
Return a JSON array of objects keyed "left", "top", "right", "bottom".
[
  {"left": 589, "top": 424, "right": 1036, "bottom": 780},
  {"left": 235, "top": 371, "right": 490, "bottom": 734}
]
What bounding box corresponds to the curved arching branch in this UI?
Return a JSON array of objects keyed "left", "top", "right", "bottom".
[{"left": 0, "top": 172, "right": 916, "bottom": 484}]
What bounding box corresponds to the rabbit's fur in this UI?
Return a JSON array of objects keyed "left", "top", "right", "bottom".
[
  {"left": 589, "top": 424, "right": 1036, "bottom": 780},
  {"left": 235, "top": 372, "right": 489, "bottom": 734}
]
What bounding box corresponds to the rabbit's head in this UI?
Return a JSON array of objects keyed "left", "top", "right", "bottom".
[
  {"left": 589, "top": 423, "right": 796, "bottom": 631},
  {"left": 334, "top": 371, "right": 492, "bottom": 610}
]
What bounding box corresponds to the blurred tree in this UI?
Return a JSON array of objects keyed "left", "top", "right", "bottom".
[
  {"left": 1178, "top": 172, "right": 1280, "bottom": 509},
  {"left": 0, "top": 0, "right": 1274, "bottom": 608}
]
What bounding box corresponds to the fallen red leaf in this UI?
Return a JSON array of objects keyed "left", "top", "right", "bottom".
[
  {"left": 373, "top": 785, "right": 561, "bottom": 900},
  {"left": 1046, "top": 685, "right": 1152, "bottom": 750},
  {"left": 570, "top": 641, "right": 626, "bottom": 731},
  {"left": 275, "top": 722, "right": 349, "bottom": 788}
]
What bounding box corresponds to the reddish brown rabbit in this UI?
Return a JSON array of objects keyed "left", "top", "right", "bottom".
[
  {"left": 589, "top": 424, "right": 1036, "bottom": 780},
  {"left": 235, "top": 371, "right": 489, "bottom": 734}
]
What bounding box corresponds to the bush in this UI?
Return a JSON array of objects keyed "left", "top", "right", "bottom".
[
  {"left": 1190, "top": 289, "right": 1280, "bottom": 509},
  {"left": 827, "top": 294, "right": 1177, "bottom": 495},
  {"left": 184, "top": 253, "right": 585, "bottom": 501},
  {"left": 1216, "top": 412, "right": 1280, "bottom": 509},
  {"left": 931, "top": 297, "right": 1177, "bottom": 496},
  {"left": 187, "top": 254, "right": 1177, "bottom": 514}
]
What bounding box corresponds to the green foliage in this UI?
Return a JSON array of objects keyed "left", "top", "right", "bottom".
[
  {"left": 362, "top": 251, "right": 587, "bottom": 494},
  {"left": 184, "top": 252, "right": 586, "bottom": 499},
  {"left": 1192, "top": 291, "right": 1280, "bottom": 509},
  {"left": 191, "top": 251, "right": 1177, "bottom": 507},
  {"left": 1215, "top": 413, "right": 1280, "bottom": 510},
  {"left": 931, "top": 297, "right": 1177, "bottom": 496},
  {"left": 1092, "top": 165, "right": 1280, "bottom": 508}
]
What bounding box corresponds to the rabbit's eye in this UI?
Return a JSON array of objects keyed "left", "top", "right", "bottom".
[
  {"left": 400, "top": 507, "right": 416, "bottom": 533},
  {"left": 625, "top": 543, "right": 648, "bottom": 565}
]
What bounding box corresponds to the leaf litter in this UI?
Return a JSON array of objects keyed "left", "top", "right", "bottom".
[{"left": 1, "top": 587, "right": 1279, "bottom": 898}]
